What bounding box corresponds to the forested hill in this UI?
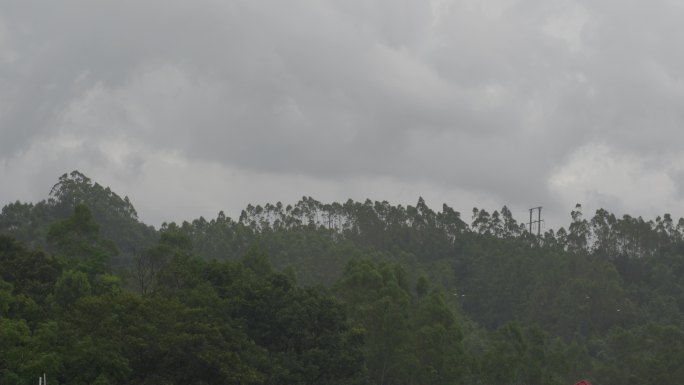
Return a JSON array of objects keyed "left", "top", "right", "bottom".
[{"left": 3, "top": 171, "right": 684, "bottom": 385}]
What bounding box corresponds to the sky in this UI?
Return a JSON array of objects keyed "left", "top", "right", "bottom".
[{"left": 2, "top": 0, "right": 684, "bottom": 230}]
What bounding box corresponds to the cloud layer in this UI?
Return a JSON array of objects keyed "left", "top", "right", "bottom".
[{"left": 2, "top": 0, "right": 684, "bottom": 228}]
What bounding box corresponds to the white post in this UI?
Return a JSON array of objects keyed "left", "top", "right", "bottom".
[{"left": 39, "top": 377, "right": 42, "bottom": 385}]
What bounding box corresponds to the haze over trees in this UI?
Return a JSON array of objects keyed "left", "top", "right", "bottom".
[{"left": 3, "top": 171, "right": 684, "bottom": 384}]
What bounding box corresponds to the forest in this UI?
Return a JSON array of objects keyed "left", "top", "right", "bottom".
[{"left": 3, "top": 170, "right": 684, "bottom": 385}]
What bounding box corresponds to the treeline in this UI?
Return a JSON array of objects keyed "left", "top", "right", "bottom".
[
  {"left": 0, "top": 203, "right": 472, "bottom": 385},
  {"left": 3, "top": 171, "right": 684, "bottom": 384}
]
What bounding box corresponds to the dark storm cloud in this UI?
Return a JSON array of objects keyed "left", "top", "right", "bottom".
[{"left": 2, "top": 0, "right": 684, "bottom": 226}]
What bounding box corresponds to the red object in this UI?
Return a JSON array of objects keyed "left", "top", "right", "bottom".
[{"left": 574, "top": 381, "right": 592, "bottom": 385}]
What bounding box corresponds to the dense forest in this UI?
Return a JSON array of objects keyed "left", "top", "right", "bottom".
[{"left": 3, "top": 171, "right": 684, "bottom": 385}]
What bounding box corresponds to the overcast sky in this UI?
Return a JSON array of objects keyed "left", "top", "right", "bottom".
[{"left": 2, "top": 0, "right": 684, "bottom": 229}]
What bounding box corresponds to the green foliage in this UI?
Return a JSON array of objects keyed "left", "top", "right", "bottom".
[
  {"left": 478, "top": 322, "right": 576, "bottom": 385},
  {"left": 9, "top": 171, "right": 684, "bottom": 384},
  {"left": 0, "top": 279, "right": 12, "bottom": 315},
  {"left": 241, "top": 246, "right": 273, "bottom": 276},
  {"left": 47, "top": 204, "right": 117, "bottom": 275},
  {"left": 54, "top": 270, "right": 92, "bottom": 308},
  {"left": 1, "top": 171, "right": 157, "bottom": 268},
  {"left": 593, "top": 323, "right": 684, "bottom": 385},
  {"left": 336, "top": 259, "right": 466, "bottom": 385},
  {"left": 0, "top": 235, "right": 61, "bottom": 303}
]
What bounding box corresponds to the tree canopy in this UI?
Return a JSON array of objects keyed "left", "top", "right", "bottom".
[{"left": 3, "top": 171, "right": 684, "bottom": 385}]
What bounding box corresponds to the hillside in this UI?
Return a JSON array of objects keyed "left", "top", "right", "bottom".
[{"left": 2, "top": 171, "right": 684, "bottom": 385}]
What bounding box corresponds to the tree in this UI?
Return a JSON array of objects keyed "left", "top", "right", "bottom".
[
  {"left": 47, "top": 204, "right": 117, "bottom": 275},
  {"left": 54, "top": 270, "right": 91, "bottom": 308},
  {"left": 568, "top": 204, "right": 590, "bottom": 253},
  {"left": 595, "top": 324, "right": 684, "bottom": 385},
  {"left": 0, "top": 235, "right": 61, "bottom": 303}
]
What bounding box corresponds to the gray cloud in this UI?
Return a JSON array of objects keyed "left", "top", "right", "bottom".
[{"left": 2, "top": 0, "right": 684, "bottom": 227}]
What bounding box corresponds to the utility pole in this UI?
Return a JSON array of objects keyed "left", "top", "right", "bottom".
[{"left": 528, "top": 206, "right": 543, "bottom": 236}]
